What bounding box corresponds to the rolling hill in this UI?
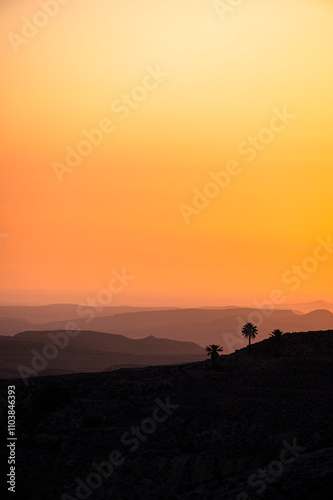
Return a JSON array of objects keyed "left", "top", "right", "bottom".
[{"left": 0, "top": 330, "right": 204, "bottom": 379}]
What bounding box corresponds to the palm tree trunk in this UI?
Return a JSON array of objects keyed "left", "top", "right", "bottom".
[{"left": 248, "top": 336, "right": 251, "bottom": 356}]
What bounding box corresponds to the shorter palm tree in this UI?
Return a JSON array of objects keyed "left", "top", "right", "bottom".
[
  {"left": 241, "top": 323, "right": 258, "bottom": 355},
  {"left": 205, "top": 344, "right": 223, "bottom": 368},
  {"left": 270, "top": 329, "right": 284, "bottom": 353},
  {"left": 270, "top": 329, "right": 284, "bottom": 341}
]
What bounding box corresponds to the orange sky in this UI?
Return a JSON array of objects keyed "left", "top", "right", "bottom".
[{"left": 1, "top": 0, "right": 333, "bottom": 306}]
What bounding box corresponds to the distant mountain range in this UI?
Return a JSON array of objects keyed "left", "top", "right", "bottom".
[
  {"left": 0, "top": 304, "right": 179, "bottom": 331},
  {"left": 272, "top": 300, "right": 333, "bottom": 313},
  {"left": 0, "top": 330, "right": 203, "bottom": 379},
  {"left": 0, "top": 303, "right": 332, "bottom": 355}
]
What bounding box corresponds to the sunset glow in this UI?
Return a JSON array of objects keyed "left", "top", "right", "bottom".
[{"left": 1, "top": 0, "right": 333, "bottom": 306}]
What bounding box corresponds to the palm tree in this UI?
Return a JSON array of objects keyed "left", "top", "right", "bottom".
[
  {"left": 205, "top": 344, "right": 223, "bottom": 368},
  {"left": 270, "top": 329, "right": 284, "bottom": 353},
  {"left": 270, "top": 329, "right": 284, "bottom": 341},
  {"left": 241, "top": 323, "right": 258, "bottom": 355}
]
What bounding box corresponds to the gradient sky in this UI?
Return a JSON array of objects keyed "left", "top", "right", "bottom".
[{"left": 1, "top": 0, "right": 333, "bottom": 306}]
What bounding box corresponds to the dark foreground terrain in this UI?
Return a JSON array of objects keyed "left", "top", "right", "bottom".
[{"left": 0, "top": 331, "right": 333, "bottom": 499}]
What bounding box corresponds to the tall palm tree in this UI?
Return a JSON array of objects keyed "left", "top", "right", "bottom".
[
  {"left": 205, "top": 344, "right": 223, "bottom": 368},
  {"left": 241, "top": 323, "right": 258, "bottom": 355}
]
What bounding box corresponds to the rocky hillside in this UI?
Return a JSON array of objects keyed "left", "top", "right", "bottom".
[
  {"left": 0, "top": 330, "right": 332, "bottom": 499},
  {"left": 231, "top": 330, "right": 333, "bottom": 358}
]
